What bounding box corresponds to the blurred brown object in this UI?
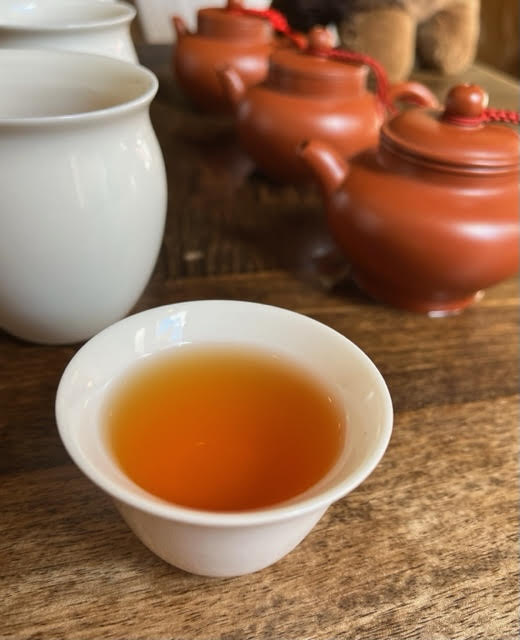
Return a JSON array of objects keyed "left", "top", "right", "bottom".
[
  {"left": 478, "top": 0, "right": 519, "bottom": 76},
  {"left": 127, "top": 0, "right": 144, "bottom": 43}
]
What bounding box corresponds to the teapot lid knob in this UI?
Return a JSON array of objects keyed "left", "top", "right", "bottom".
[
  {"left": 307, "top": 26, "right": 335, "bottom": 51},
  {"left": 443, "top": 84, "right": 489, "bottom": 124},
  {"left": 226, "top": 0, "right": 243, "bottom": 8}
]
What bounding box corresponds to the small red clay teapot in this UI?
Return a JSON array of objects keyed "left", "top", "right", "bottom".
[
  {"left": 172, "top": 0, "right": 277, "bottom": 114},
  {"left": 218, "top": 27, "right": 438, "bottom": 183},
  {"left": 299, "top": 85, "right": 520, "bottom": 314}
]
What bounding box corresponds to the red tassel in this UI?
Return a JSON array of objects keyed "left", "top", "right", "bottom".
[
  {"left": 483, "top": 108, "right": 520, "bottom": 125},
  {"left": 443, "top": 109, "right": 520, "bottom": 126},
  {"left": 228, "top": 5, "right": 520, "bottom": 124},
  {"left": 229, "top": 6, "right": 306, "bottom": 49},
  {"left": 308, "top": 46, "right": 392, "bottom": 114},
  {"left": 229, "top": 5, "right": 393, "bottom": 111}
]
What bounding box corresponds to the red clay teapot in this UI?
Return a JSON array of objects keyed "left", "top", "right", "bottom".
[
  {"left": 173, "top": 0, "right": 277, "bottom": 114},
  {"left": 299, "top": 85, "right": 520, "bottom": 315},
  {"left": 219, "top": 27, "right": 438, "bottom": 183}
]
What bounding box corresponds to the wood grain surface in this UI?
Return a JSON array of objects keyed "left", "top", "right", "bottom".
[{"left": 1, "top": 46, "right": 518, "bottom": 640}]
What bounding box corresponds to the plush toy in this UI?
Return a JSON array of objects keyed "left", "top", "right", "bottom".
[{"left": 271, "top": 0, "right": 480, "bottom": 82}]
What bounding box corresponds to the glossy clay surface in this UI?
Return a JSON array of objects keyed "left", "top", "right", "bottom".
[
  {"left": 56, "top": 300, "right": 393, "bottom": 576},
  {"left": 0, "top": 49, "right": 167, "bottom": 344},
  {"left": 300, "top": 86, "right": 520, "bottom": 313},
  {"left": 219, "top": 27, "right": 438, "bottom": 184},
  {"left": 173, "top": 2, "right": 273, "bottom": 114}
]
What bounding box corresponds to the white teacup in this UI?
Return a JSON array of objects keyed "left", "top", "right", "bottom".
[
  {"left": 56, "top": 300, "right": 393, "bottom": 577},
  {"left": 0, "top": 49, "right": 167, "bottom": 344},
  {"left": 0, "top": 0, "right": 137, "bottom": 62}
]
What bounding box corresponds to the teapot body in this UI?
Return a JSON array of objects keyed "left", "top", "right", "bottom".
[
  {"left": 236, "top": 85, "right": 382, "bottom": 183},
  {"left": 174, "top": 35, "right": 271, "bottom": 114},
  {"left": 220, "top": 26, "right": 438, "bottom": 183},
  {"left": 326, "top": 149, "right": 519, "bottom": 313}
]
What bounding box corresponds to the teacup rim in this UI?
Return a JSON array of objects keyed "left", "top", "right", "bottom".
[
  {"left": 56, "top": 300, "right": 393, "bottom": 528},
  {"left": 0, "top": 0, "right": 136, "bottom": 33},
  {"left": 0, "top": 48, "right": 157, "bottom": 126}
]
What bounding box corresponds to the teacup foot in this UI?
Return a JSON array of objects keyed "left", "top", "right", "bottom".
[{"left": 353, "top": 272, "right": 484, "bottom": 315}]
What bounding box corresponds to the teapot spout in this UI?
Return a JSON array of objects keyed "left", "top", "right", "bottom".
[
  {"left": 172, "top": 16, "right": 189, "bottom": 39},
  {"left": 217, "top": 66, "right": 246, "bottom": 111},
  {"left": 298, "top": 140, "right": 349, "bottom": 197}
]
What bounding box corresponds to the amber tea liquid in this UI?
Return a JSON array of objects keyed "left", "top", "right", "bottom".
[{"left": 104, "top": 344, "right": 345, "bottom": 511}]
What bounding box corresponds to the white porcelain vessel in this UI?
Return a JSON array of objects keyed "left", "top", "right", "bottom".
[
  {"left": 0, "top": 49, "right": 167, "bottom": 344},
  {"left": 56, "top": 300, "right": 393, "bottom": 577},
  {"left": 0, "top": 0, "right": 137, "bottom": 62}
]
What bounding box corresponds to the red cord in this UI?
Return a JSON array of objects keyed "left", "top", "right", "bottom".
[
  {"left": 228, "top": 5, "right": 520, "bottom": 124},
  {"left": 229, "top": 6, "right": 392, "bottom": 111},
  {"left": 309, "top": 47, "right": 391, "bottom": 113},
  {"left": 483, "top": 108, "right": 520, "bottom": 125},
  {"left": 229, "top": 6, "right": 306, "bottom": 49},
  {"left": 444, "top": 108, "right": 520, "bottom": 126}
]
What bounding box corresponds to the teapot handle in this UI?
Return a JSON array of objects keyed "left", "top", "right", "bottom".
[
  {"left": 172, "top": 16, "right": 190, "bottom": 39},
  {"left": 387, "top": 82, "right": 439, "bottom": 110},
  {"left": 217, "top": 66, "right": 246, "bottom": 112}
]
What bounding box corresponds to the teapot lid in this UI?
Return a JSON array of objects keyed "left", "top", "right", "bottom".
[
  {"left": 381, "top": 84, "right": 519, "bottom": 171},
  {"left": 197, "top": 0, "right": 271, "bottom": 41},
  {"left": 269, "top": 27, "right": 368, "bottom": 94}
]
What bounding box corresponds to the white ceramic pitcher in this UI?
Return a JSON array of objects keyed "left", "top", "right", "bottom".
[
  {"left": 0, "top": 0, "right": 137, "bottom": 62},
  {"left": 0, "top": 49, "right": 167, "bottom": 344}
]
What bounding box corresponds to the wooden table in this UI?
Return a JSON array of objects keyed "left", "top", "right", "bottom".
[{"left": 1, "top": 46, "right": 518, "bottom": 639}]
